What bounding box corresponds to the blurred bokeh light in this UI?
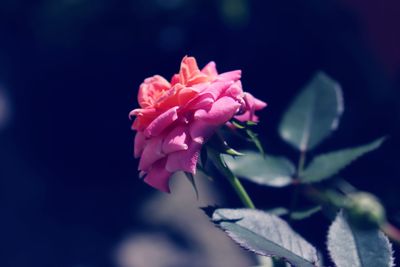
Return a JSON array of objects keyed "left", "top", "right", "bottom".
[{"left": 0, "top": 86, "right": 11, "bottom": 130}]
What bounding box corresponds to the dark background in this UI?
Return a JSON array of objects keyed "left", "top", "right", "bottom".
[{"left": 1, "top": 0, "right": 399, "bottom": 266}]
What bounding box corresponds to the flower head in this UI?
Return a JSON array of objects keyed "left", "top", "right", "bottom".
[{"left": 130, "top": 56, "right": 266, "bottom": 192}]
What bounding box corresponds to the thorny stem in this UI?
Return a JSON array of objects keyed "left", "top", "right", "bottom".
[{"left": 208, "top": 147, "right": 255, "bottom": 209}]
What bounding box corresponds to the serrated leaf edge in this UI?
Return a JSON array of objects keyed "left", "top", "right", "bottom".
[
  {"left": 327, "top": 211, "right": 395, "bottom": 267},
  {"left": 212, "top": 209, "right": 320, "bottom": 267},
  {"left": 301, "top": 137, "right": 386, "bottom": 183}
]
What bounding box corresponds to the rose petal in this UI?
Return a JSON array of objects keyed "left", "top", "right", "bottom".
[
  {"left": 177, "top": 87, "right": 199, "bottom": 105},
  {"left": 144, "top": 106, "right": 178, "bottom": 137},
  {"left": 235, "top": 93, "right": 267, "bottom": 122},
  {"left": 254, "top": 97, "right": 268, "bottom": 110},
  {"left": 234, "top": 110, "right": 254, "bottom": 122},
  {"left": 184, "top": 94, "right": 214, "bottom": 111},
  {"left": 144, "top": 159, "right": 172, "bottom": 193},
  {"left": 138, "top": 137, "right": 164, "bottom": 171},
  {"left": 225, "top": 81, "right": 244, "bottom": 99},
  {"left": 134, "top": 131, "right": 146, "bottom": 158},
  {"left": 200, "top": 81, "right": 233, "bottom": 100},
  {"left": 194, "top": 96, "right": 241, "bottom": 125},
  {"left": 170, "top": 73, "right": 180, "bottom": 86},
  {"left": 165, "top": 140, "right": 201, "bottom": 174},
  {"left": 138, "top": 75, "right": 171, "bottom": 108},
  {"left": 130, "top": 108, "right": 159, "bottom": 131},
  {"left": 162, "top": 126, "right": 189, "bottom": 154},
  {"left": 189, "top": 120, "right": 217, "bottom": 144},
  {"left": 201, "top": 61, "right": 218, "bottom": 77},
  {"left": 129, "top": 107, "right": 157, "bottom": 119},
  {"left": 179, "top": 56, "right": 199, "bottom": 83},
  {"left": 216, "top": 70, "right": 241, "bottom": 82},
  {"left": 179, "top": 56, "right": 208, "bottom": 86},
  {"left": 245, "top": 92, "right": 267, "bottom": 110}
]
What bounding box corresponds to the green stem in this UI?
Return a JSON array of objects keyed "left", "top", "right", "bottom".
[
  {"left": 297, "top": 150, "right": 306, "bottom": 178},
  {"left": 226, "top": 172, "right": 256, "bottom": 209},
  {"left": 207, "top": 147, "right": 256, "bottom": 209},
  {"left": 290, "top": 150, "right": 307, "bottom": 216}
]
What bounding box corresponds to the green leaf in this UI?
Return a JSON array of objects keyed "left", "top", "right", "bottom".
[
  {"left": 327, "top": 212, "right": 394, "bottom": 267},
  {"left": 290, "top": 206, "right": 321, "bottom": 220},
  {"left": 211, "top": 208, "right": 320, "bottom": 267},
  {"left": 223, "top": 151, "right": 295, "bottom": 187},
  {"left": 279, "top": 72, "right": 344, "bottom": 151},
  {"left": 301, "top": 137, "right": 386, "bottom": 183}
]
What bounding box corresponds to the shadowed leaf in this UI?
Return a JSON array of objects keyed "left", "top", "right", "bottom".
[
  {"left": 327, "top": 212, "right": 394, "bottom": 267},
  {"left": 211, "top": 208, "right": 320, "bottom": 267},
  {"left": 301, "top": 137, "right": 386, "bottom": 183},
  {"left": 279, "top": 72, "right": 344, "bottom": 151},
  {"left": 223, "top": 151, "right": 294, "bottom": 187}
]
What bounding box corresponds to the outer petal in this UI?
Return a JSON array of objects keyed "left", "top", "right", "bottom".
[
  {"left": 130, "top": 108, "right": 159, "bottom": 131},
  {"left": 235, "top": 93, "right": 267, "bottom": 122},
  {"left": 144, "top": 106, "right": 178, "bottom": 137},
  {"left": 201, "top": 61, "right": 218, "bottom": 77},
  {"left": 162, "top": 126, "right": 189, "bottom": 154},
  {"left": 194, "top": 96, "right": 241, "bottom": 125},
  {"left": 165, "top": 140, "right": 202, "bottom": 174},
  {"left": 134, "top": 131, "right": 146, "bottom": 158},
  {"left": 225, "top": 81, "right": 244, "bottom": 100},
  {"left": 129, "top": 107, "right": 157, "bottom": 119},
  {"left": 254, "top": 97, "right": 268, "bottom": 110},
  {"left": 244, "top": 92, "right": 267, "bottom": 110},
  {"left": 216, "top": 70, "right": 241, "bottom": 82},
  {"left": 138, "top": 136, "right": 164, "bottom": 171},
  {"left": 200, "top": 80, "right": 233, "bottom": 100},
  {"left": 189, "top": 120, "right": 217, "bottom": 144},
  {"left": 234, "top": 110, "right": 253, "bottom": 122},
  {"left": 144, "top": 159, "right": 172, "bottom": 193},
  {"left": 184, "top": 94, "right": 214, "bottom": 111}
]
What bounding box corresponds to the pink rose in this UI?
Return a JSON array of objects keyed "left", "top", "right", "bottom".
[{"left": 130, "top": 56, "right": 266, "bottom": 192}]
